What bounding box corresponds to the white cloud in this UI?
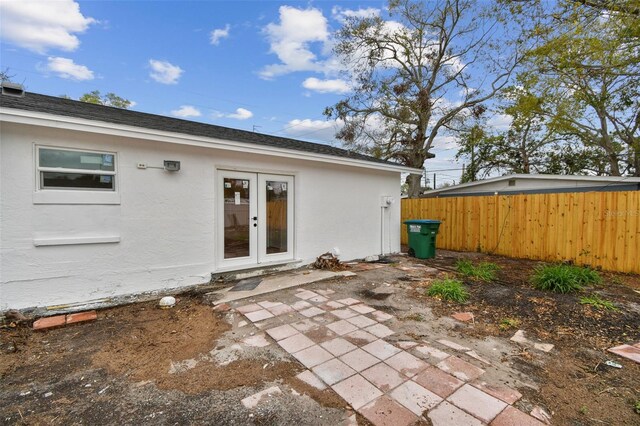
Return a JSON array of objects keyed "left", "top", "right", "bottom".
[
  {"left": 302, "top": 77, "right": 350, "bottom": 94},
  {"left": 0, "top": 0, "right": 95, "bottom": 53},
  {"left": 171, "top": 105, "right": 201, "bottom": 118},
  {"left": 149, "top": 59, "right": 183, "bottom": 84},
  {"left": 487, "top": 113, "right": 513, "bottom": 131},
  {"left": 260, "top": 6, "right": 329, "bottom": 79},
  {"left": 214, "top": 108, "right": 254, "bottom": 120},
  {"left": 210, "top": 24, "right": 230, "bottom": 45},
  {"left": 46, "top": 57, "right": 94, "bottom": 80},
  {"left": 282, "top": 118, "right": 344, "bottom": 142},
  {"left": 431, "top": 135, "right": 460, "bottom": 151},
  {"left": 227, "top": 108, "right": 253, "bottom": 120},
  {"left": 331, "top": 6, "right": 380, "bottom": 23}
]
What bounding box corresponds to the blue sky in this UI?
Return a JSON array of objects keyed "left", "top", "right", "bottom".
[{"left": 0, "top": 0, "right": 505, "bottom": 186}]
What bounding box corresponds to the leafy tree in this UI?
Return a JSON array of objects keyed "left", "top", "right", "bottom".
[
  {"left": 456, "top": 77, "right": 609, "bottom": 177},
  {"left": 77, "top": 90, "right": 132, "bottom": 109},
  {"left": 506, "top": 0, "right": 640, "bottom": 176},
  {"left": 324, "top": 0, "right": 521, "bottom": 197}
]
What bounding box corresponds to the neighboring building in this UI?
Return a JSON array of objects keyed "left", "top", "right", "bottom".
[
  {"left": 0, "top": 89, "right": 418, "bottom": 310},
  {"left": 422, "top": 174, "right": 640, "bottom": 198}
]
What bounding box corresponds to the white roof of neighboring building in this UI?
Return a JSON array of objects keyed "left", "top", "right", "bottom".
[{"left": 423, "top": 174, "right": 640, "bottom": 196}]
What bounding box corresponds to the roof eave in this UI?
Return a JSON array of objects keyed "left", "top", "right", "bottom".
[{"left": 1, "top": 107, "right": 421, "bottom": 174}]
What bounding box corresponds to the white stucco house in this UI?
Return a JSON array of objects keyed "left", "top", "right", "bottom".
[{"left": 0, "top": 88, "right": 419, "bottom": 310}]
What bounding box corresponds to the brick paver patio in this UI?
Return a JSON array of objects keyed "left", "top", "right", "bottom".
[{"left": 234, "top": 288, "right": 545, "bottom": 425}]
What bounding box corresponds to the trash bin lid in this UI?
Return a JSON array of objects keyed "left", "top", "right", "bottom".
[{"left": 404, "top": 219, "right": 441, "bottom": 225}]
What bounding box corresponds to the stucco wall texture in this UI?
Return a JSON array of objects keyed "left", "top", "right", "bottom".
[{"left": 1, "top": 123, "right": 401, "bottom": 309}]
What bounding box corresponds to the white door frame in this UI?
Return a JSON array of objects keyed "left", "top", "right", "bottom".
[{"left": 217, "top": 170, "right": 295, "bottom": 269}]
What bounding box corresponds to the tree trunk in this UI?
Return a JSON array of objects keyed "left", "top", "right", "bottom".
[
  {"left": 598, "top": 113, "right": 622, "bottom": 176},
  {"left": 406, "top": 174, "right": 423, "bottom": 198}
]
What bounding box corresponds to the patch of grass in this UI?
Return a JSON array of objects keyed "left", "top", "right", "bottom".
[
  {"left": 634, "top": 400, "right": 640, "bottom": 414},
  {"left": 531, "top": 264, "right": 601, "bottom": 293},
  {"left": 579, "top": 405, "right": 588, "bottom": 415},
  {"left": 455, "top": 259, "right": 500, "bottom": 281},
  {"left": 403, "top": 313, "right": 425, "bottom": 322},
  {"left": 499, "top": 317, "right": 521, "bottom": 330},
  {"left": 580, "top": 294, "right": 619, "bottom": 311},
  {"left": 426, "top": 278, "right": 469, "bottom": 303}
]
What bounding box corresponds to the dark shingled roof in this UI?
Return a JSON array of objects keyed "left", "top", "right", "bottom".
[{"left": 1, "top": 91, "right": 402, "bottom": 167}]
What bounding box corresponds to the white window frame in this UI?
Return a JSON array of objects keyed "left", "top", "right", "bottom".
[{"left": 33, "top": 145, "right": 121, "bottom": 205}]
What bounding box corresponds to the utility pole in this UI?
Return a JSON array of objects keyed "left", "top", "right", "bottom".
[{"left": 433, "top": 173, "right": 437, "bottom": 189}]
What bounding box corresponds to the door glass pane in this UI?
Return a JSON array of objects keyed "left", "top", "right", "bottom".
[
  {"left": 223, "top": 178, "right": 251, "bottom": 259},
  {"left": 266, "top": 180, "right": 288, "bottom": 254}
]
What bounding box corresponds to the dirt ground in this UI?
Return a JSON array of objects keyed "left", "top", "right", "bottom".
[
  {"left": 416, "top": 250, "right": 640, "bottom": 426},
  {"left": 1, "top": 250, "right": 639, "bottom": 425}
]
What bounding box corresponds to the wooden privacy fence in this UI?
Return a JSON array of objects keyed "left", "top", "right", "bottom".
[{"left": 401, "top": 191, "right": 640, "bottom": 274}]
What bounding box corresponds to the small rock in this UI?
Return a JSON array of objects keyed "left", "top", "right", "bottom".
[
  {"left": 510, "top": 330, "right": 529, "bottom": 344},
  {"left": 44, "top": 392, "right": 53, "bottom": 398},
  {"left": 213, "top": 303, "right": 231, "bottom": 312},
  {"left": 371, "top": 286, "right": 396, "bottom": 296},
  {"left": 533, "top": 343, "right": 554, "bottom": 352},
  {"left": 364, "top": 255, "right": 380, "bottom": 262},
  {"left": 511, "top": 330, "right": 554, "bottom": 352},
  {"left": 530, "top": 406, "right": 552, "bottom": 424},
  {"left": 4, "top": 309, "right": 28, "bottom": 322},
  {"left": 451, "top": 312, "right": 474, "bottom": 322},
  {"left": 241, "top": 386, "right": 282, "bottom": 409},
  {"left": 158, "top": 296, "right": 176, "bottom": 309}
]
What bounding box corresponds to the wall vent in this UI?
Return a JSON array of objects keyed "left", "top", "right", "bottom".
[{"left": 1, "top": 82, "right": 25, "bottom": 97}]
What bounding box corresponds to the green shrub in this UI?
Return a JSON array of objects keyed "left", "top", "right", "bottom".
[
  {"left": 580, "top": 294, "right": 618, "bottom": 311},
  {"left": 455, "top": 259, "right": 500, "bottom": 281},
  {"left": 531, "top": 264, "right": 601, "bottom": 293},
  {"left": 427, "top": 278, "right": 469, "bottom": 303}
]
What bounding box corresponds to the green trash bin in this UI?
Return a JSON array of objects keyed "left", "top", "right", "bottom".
[{"left": 404, "top": 219, "right": 441, "bottom": 259}]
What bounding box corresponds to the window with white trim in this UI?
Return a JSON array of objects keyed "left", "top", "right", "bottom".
[{"left": 37, "top": 147, "right": 116, "bottom": 191}]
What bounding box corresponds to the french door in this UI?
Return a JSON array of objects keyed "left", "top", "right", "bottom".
[{"left": 217, "top": 170, "right": 294, "bottom": 268}]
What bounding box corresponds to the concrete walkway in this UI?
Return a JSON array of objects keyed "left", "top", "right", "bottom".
[
  {"left": 211, "top": 269, "right": 355, "bottom": 304},
  {"left": 233, "top": 287, "right": 545, "bottom": 426}
]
